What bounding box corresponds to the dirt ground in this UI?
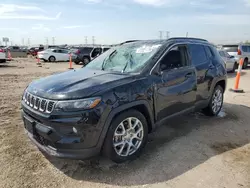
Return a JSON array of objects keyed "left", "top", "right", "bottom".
[{"left": 1, "top": 58, "right": 250, "bottom": 188}]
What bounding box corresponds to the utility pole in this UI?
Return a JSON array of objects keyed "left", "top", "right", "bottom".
[
  {"left": 85, "top": 36, "right": 88, "bottom": 45},
  {"left": 52, "top": 37, "right": 55, "bottom": 45},
  {"left": 186, "top": 32, "right": 189, "bottom": 37},
  {"left": 27, "top": 38, "right": 30, "bottom": 46},
  {"left": 22, "top": 38, "right": 24, "bottom": 46},
  {"left": 92, "top": 36, "right": 95, "bottom": 46},
  {"left": 159, "top": 31, "right": 163, "bottom": 40},
  {"left": 45, "top": 37, "right": 49, "bottom": 46},
  {"left": 166, "top": 31, "right": 170, "bottom": 39}
]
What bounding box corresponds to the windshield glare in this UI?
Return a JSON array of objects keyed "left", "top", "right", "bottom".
[{"left": 85, "top": 42, "right": 162, "bottom": 73}]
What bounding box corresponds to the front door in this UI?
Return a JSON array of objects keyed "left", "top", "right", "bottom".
[{"left": 155, "top": 44, "right": 197, "bottom": 121}]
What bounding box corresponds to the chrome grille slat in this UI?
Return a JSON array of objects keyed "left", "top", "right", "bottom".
[{"left": 23, "top": 91, "right": 56, "bottom": 114}]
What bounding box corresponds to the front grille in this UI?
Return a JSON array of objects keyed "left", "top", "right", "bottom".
[{"left": 23, "top": 91, "right": 56, "bottom": 113}]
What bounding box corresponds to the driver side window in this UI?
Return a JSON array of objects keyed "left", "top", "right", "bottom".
[{"left": 160, "top": 45, "right": 188, "bottom": 71}]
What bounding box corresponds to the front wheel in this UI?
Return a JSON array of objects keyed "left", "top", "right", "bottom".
[
  {"left": 102, "top": 110, "right": 148, "bottom": 163},
  {"left": 82, "top": 57, "right": 90, "bottom": 66},
  {"left": 203, "top": 85, "right": 224, "bottom": 116}
]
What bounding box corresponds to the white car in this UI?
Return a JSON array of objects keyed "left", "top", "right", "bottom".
[
  {"left": 38, "top": 49, "right": 73, "bottom": 62},
  {"left": 0, "top": 48, "right": 6, "bottom": 63},
  {"left": 218, "top": 49, "right": 238, "bottom": 73}
]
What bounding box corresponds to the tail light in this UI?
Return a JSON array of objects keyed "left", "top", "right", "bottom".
[
  {"left": 238, "top": 49, "right": 242, "bottom": 55},
  {"left": 0, "top": 49, "right": 4, "bottom": 53}
]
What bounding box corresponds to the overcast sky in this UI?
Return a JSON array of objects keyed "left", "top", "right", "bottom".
[{"left": 0, "top": 0, "right": 250, "bottom": 45}]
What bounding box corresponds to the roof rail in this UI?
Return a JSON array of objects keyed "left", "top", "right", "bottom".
[
  {"left": 120, "top": 40, "right": 140, "bottom": 45},
  {"left": 169, "top": 37, "right": 208, "bottom": 42}
]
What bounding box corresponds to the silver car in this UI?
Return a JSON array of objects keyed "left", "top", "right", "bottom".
[
  {"left": 220, "top": 44, "right": 250, "bottom": 69},
  {"left": 218, "top": 49, "right": 238, "bottom": 73}
]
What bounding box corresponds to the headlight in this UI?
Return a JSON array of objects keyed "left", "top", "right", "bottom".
[{"left": 54, "top": 97, "right": 101, "bottom": 112}]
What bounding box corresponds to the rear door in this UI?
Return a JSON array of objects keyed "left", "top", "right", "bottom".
[
  {"left": 188, "top": 44, "right": 214, "bottom": 107},
  {"left": 154, "top": 44, "right": 196, "bottom": 120}
]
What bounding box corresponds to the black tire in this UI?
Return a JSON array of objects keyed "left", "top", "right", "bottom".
[
  {"left": 230, "top": 62, "right": 238, "bottom": 73},
  {"left": 243, "top": 59, "right": 248, "bottom": 69},
  {"left": 102, "top": 109, "right": 148, "bottom": 163},
  {"left": 203, "top": 85, "right": 224, "bottom": 116},
  {"left": 74, "top": 61, "right": 80, "bottom": 65},
  {"left": 82, "top": 57, "right": 90, "bottom": 66},
  {"left": 49, "top": 56, "right": 56, "bottom": 62}
]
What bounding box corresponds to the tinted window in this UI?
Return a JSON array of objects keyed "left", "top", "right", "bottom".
[
  {"left": 222, "top": 45, "right": 238, "bottom": 52},
  {"left": 204, "top": 46, "right": 213, "bottom": 58},
  {"left": 242, "top": 46, "right": 248, "bottom": 52},
  {"left": 188, "top": 44, "right": 207, "bottom": 66},
  {"left": 80, "top": 47, "right": 93, "bottom": 53},
  {"left": 248, "top": 46, "right": 250, "bottom": 52},
  {"left": 104, "top": 48, "right": 110, "bottom": 52}
]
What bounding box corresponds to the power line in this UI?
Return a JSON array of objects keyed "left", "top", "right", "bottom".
[{"left": 92, "top": 36, "right": 95, "bottom": 46}]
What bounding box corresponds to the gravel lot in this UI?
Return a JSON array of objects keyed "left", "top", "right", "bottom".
[{"left": 1, "top": 59, "right": 250, "bottom": 188}]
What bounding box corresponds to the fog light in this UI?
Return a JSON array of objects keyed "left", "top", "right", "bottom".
[{"left": 73, "top": 127, "right": 77, "bottom": 134}]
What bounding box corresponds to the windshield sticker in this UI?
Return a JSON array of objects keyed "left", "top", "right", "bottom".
[{"left": 136, "top": 44, "right": 162, "bottom": 54}]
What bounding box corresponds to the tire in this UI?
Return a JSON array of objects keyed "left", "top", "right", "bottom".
[
  {"left": 230, "top": 62, "right": 238, "bottom": 73},
  {"left": 243, "top": 59, "right": 248, "bottom": 69},
  {"left": 49, "top": 56, "right": 56, "bottom": 62},
  {"left": 203, "top": 85, "right": 224, "bottom": 116},
  {"left": 102, "top": 109, "right": 148, "bottom": 163},
  {"left": 82, "top": 57, "right": 90, "bottom": 66},
  {"left": 74, "top": 61, "right": 80, "bottom": 65}
]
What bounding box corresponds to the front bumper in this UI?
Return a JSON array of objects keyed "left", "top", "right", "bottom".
[{"left": 21, "top": 101, "right": 106, "bottom": 160}]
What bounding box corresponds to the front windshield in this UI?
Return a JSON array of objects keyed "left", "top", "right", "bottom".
[{"left": 85, "top": 41, "right": 162, "bottom": 73}]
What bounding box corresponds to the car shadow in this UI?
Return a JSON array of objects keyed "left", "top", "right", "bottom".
[
  {"left": 227, "top": 71, "right": 246, "bottom": 78},
  {"left": 45, "top": 103, "right": 250, "bottom": 186},
  {"left": 0, "top": 64, "right": 17, "bottom": 68}
]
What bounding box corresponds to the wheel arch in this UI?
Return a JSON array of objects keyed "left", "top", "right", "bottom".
[{"left": 97, "top": 100, "right": 154, "bottom": 150}]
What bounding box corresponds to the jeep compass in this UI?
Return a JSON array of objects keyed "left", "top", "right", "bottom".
[{"left": 21, "top": 38, "right": 227, "bottom": 163}]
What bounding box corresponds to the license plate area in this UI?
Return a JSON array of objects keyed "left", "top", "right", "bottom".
[{"left": 23, "top": 115, "right": 36, "bottom": 134}]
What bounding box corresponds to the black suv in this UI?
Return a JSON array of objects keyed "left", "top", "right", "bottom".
[
  {"left": 72, "top": 47, "right": 110, "bottom": 65},
  {"left": 21, "top": 38, "right": 227, "bottom": 163}
]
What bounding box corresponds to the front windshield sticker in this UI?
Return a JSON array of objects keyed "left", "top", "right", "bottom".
[{"left": 136, "top": 44, "right": 162, "bottom": 54}]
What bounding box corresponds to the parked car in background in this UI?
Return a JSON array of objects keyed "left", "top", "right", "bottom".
[
  {"left": 21, "top": 38, "right": 227, "bottom": 163},
  {"left": 37, "top": 48, "right": 73, "bottom": 62},
  {"left": 28, "top": 46, "right": 45, "bottom": 56},
  {"left": 220, "top": 44, "right": 250, "bottom": 69},
  {"left": 218, "top": 49, "right": 238, "bottom": 73},
  {"left": 0, "top": 48, "right": 6, "bottom": 63},
  {"left": 72, "top": 46, "right": 110, "bottom": 65}
]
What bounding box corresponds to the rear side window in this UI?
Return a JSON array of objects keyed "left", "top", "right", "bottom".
[
  {"left": 242, "top": 46, "right": 248, "bottom": 52},
  {"left": 222, "top": 45, "right": 238, "bottom": 52},
  {"left": 188, "top": 44, "right": 208, "bottom": 66},
  {"left": 204, "top": 46, "right": 213, "bottom": 59}
]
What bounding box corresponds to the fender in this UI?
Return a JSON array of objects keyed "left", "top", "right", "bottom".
[{"left": 96, "top": 100, "right": 154, "bottom": 150}]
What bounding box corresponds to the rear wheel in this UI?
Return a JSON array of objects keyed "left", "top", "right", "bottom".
[
  {"left": 203, "top": 85, "right": 224, "bottom": 116},
  {"left": 82, "top": 57, "right": 90, "bottom": 66},
  {"left": 231, "top": 62, "right": 238, "bottom": 73},
  {"left": 49, "top": 56, "right": 56, "bottom": 62},
  {"left": 243, "top": 59, "right": 248, "bottom": 69},
  {"left": 102, "top": 110, "right": 148, "bottom": 163}
]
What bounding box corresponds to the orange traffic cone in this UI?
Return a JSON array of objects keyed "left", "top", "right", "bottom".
[
  {"left": 8, "top": 50, "right": 12, "bottom": 60},
  {"left": 230, "top": 58, "right": 244, "bottom": 93},
  {"left": 68, "top": 53, "right": 73, "bottom": 69}
]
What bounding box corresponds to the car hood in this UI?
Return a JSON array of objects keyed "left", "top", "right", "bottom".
[{"left": 27, "top": 68, "right": 134, "bottom": 100}]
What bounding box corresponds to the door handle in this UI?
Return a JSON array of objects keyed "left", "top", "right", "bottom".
[
  {"left": 185, "top": 72, "right": 193, "bottom": 78},
  {"left": 209, "top": 64, "right": 215, "bottom": 69}
]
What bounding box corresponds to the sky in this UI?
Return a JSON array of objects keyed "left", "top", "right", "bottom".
[{"left": 0, "top": 0, "right": 250, "bottom": 45}]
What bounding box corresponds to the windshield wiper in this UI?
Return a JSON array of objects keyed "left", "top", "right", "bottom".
[
  {"left": 122, "top": 53, "right": 134, "bottom": 73},
  {"left": 101, "top": 50, "right": 117, "bottom": 71}
]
